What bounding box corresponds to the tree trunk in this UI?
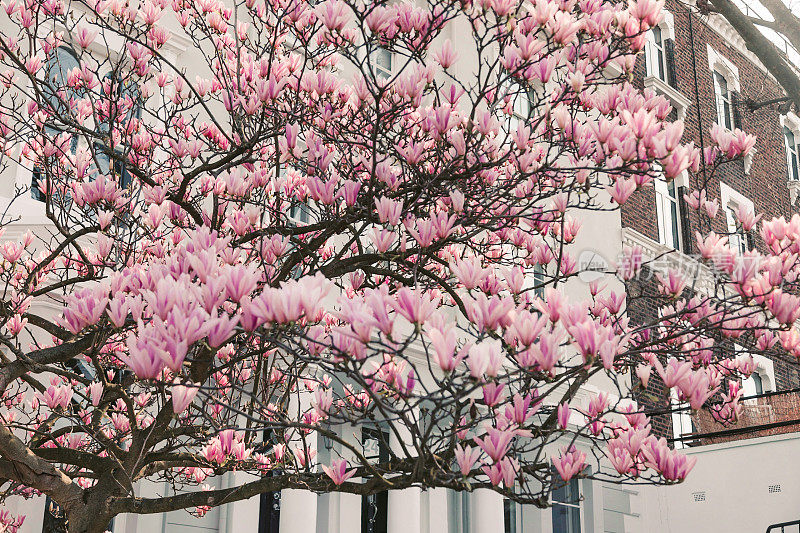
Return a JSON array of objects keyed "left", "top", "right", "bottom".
[{"left": 67, "top": 505, "right": 115, "bottom": 533}]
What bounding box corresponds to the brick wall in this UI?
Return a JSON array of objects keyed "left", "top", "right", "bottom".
[{"left": 622, "top": 6, "right": 800, "bottom": 441}]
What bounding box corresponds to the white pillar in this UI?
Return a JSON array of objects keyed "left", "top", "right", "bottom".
[
  {"left": 340, "top": 492, "right": 362, "bottom": 533},
  {"left": 388, "top": 487, "right": 421, "bottom": 533},
  {"left": 278, "top": 386, "right": 319, "bottom": 533},
  {"left": 470, "top": 489, "right": 504, "bottom": 533},
  {"left": 279, "top": 489, "right": 318, "bottom": 533},
  {"left": 219, "top": 472, "right": 261, "bottom": 533},
  {"left": 421, "top": 488, "right": 448, "bottom": 533}
]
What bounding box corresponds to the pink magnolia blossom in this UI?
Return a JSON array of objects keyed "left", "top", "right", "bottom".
[
  {"left": 557, "top": 402, "right": 571, "bottom": 430},
  {"left": 454, "top": 444, "right": 482, "bottom": 476},
  {"left": 474, "top": 427, "right": 515, "bottom": 463},
  {"left": 322, "top": 459, "right": 356, "bottom": 485},
  {"left": 553, "top": 446, "right": 586, "bottom": 481},
  {"left": 392, "top": 287, "right": 440, "bottom": 325},
  {"left": 171, "top": 382, "right": 199, "bottom": 414}
]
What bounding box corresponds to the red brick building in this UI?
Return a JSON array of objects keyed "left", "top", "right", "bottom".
[{"left": 622, "top": 0, "right": 800, "bottom": 442}]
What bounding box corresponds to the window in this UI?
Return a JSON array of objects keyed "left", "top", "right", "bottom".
[
  {"left": 642, "top": 12, "right": 690, "bottom": 120},
  {"left": 654, "top": 176, "right": 683, "bottom": 251},
  {"left": 743, "top": 371, "right": 763, "bottom": 396},
  {"left": 43, "top": 496, "right": 114, "bottom": 533},
  {"left": 33, "top": 46, "right": 81, "bottom": 201},
  {"left": 289, "top": 202, "right": 311, "bottom": 224},
  {"left": 644, "top": 11, "right": 677, "bottom": 86},
  {"left": 506, "top": 82, "right": 534, "bottom": 131},
  {"left": 361, "top": 427, "right": 389, "bottom": 533},
  {"left": 552, "top": 475, "right": 581, "bottom": 533},
  {"left": 42, "top": 47, "right": 80, "bottom": 121},
  {"left": 737, "top": 348, "right": 775, "bottom": 398},
  {"left": 258, "top": 477, "right": 281, "bottom": 533},
  {"left": 447, "top": 490, "right": 470, "bottom": 533},
  {"left": 96, "top": 75, "right": 141, "bottom": 188},
  {"left": 504, "top": 498, "right": 520, "bottom": 533},
  {"left": 649, "top": 26, "right": 667, "bottom": 81},
  {"left": 785, "top": 126, "right": 800, "bottom": 181},
  {"left": 721, "top": 182, "right": 753, "bottom": 256},
  {"left": 670, "top": 390, "right": 696, "bottom": 449},
  {"left": 42, "top": 496, "right": 69, "bottom": 533},
  {"left": 259, "top": 430, "right": 282, "bottom": 533},
  {"left": 725, "top": 204, "right": 747, "bottom": 255},
  {"left": 713, "top": 71, "right": 734, "bottom": 130},
  {"left": 708, "top": 46, "right": 741, "bottom": 131},
  {"left": 647, "top": 26, "right": 669, "bottom": 82},
  {"left": 532, "top": 264, "right": 546, "bottom": 298},
  {"left": 371, "top": 48, "right": 393, "bottom": 81}
]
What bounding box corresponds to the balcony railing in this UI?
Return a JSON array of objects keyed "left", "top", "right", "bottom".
[
  {"left": 687, "top": 391, "right": 800, "bottom": 445},
  {"left": 767, "top": 520, "right": 800, "bottom": 533}
]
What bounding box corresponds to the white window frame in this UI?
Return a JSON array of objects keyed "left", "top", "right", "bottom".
[
  {"left": 736, "top": 346, "right": 775, "bottom": 398},
  {"left": 642, "top": 11, "right": 691, "bottom": 120},
  {"left": 551, "top": 474, "right": 583, "bottom": 533},
  {"left": 644, "top": 11, "right": 675, "bottom": 82},
  {"left": 707, "top": 45, "right": 740, "bottom": 131},
  {"left": 720, "top": 182, "right": 753, "bottom": 255},
  {"left": 670, "top": 388, "right": 695, "bottom": 450},
  {"left": 782, "top": 113, "right": 800, "bottom": 182},
  {"left": 371, "top": 47, "right": 394, "bottom": 81},
  {"left": 504, "top": 81, "right": 535, "bottom": 133},
  {"left": 713, "top": 71, "right": 734, "bottom": 130},
  {"left": 654, "top": 169, "right": 687, "bottom": 251}
]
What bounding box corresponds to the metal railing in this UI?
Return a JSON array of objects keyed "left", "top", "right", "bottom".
[{"left": 767, "top": 520, "right": 800, "bottom": 533}]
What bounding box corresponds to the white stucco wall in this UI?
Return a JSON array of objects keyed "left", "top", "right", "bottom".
[{"left": 642, "top": 433, "right": 800, "bottom": 533}]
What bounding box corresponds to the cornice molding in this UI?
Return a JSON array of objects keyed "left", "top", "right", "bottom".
[
  {"left": 621, "top": 227, "right": 717, "bottom": 295},
  {"left": 644, "top": 75, "right": 692, "bottom": 120}
]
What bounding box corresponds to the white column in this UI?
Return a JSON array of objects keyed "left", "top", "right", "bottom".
[
  {"left": 279, "top": 489, "right": 318, "bottom": 533},
  {"left": 387, "top": 421, "right": 421, "bottom": 533},
  {"left": 388, "top": 487, "right": 422, "bottom": 533},
  {"left": 278, "top": 387, "right": 319, "bottom": 533},
  {"left": 470, "top": 489, "right": 504, "bottom": 533},
  {"left": 422, "top": 488, "right": 448, "bottom": 533},
  {"left": 219, "top": 472, "right": 261, "bottom": 533},
  {"left": 340, "top": 492, "right": 362, "bottom": 532}
]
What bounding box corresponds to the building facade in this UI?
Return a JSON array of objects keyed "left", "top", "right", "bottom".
[
  {"left": 623, "top": 0, "right": 800, "bottom": 443},
  {"left": 4, "top": 1, "right": 800, "bottom": 533}
]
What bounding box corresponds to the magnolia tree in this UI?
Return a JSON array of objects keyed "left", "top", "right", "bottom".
[{"left": 0, "top": 0, "right": 796, "bottom": 531}]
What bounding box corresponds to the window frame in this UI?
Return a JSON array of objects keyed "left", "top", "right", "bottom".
[
  {"left": 644, "top": 11, "right": 676, "bottom": 82},
  {"left": 720, "top": 182, "right": 754, "bottom": 256},
  {"left": 371, "top": 47, "right": 394, "bottom": 81},
  {"left": 654, "top": 168, "right": 686, "bottom": 252},
  {"left": 505, "top": 81, "right": 535, "bottom": 132},
  {"left": 361, "top": 426, "right": 390, "bottom": 533},
  {"left": 646, "top": 25, "right": 669, "bottom": 82},
  {"left": 782, "top": 113, "right": 800, "bottom": 183},
  {"left": 785, "top": 127, "right": 799, "bottom": 181},
  {"left": 713, "top": 71, "right": 734, "bottom": 130},
  {"left": 551, "top": 474, "right": 582, "bottom": 533},
  {"left": 503, "top": 497, "right": 520, "bottom": 533},
  {"left": 447, "top": 490, "right": 471, "bottom": 533},
  {"left": 707, "top": 45, "right": 741, "bottom": 131}
]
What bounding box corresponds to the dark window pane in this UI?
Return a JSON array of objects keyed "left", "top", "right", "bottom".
[
  {"left": 753, "top": 373, "right": 763, "bottom": 395},
  {"left": 362, "top": 428, "right": 389, "bottom": 533},
  {"left": 504, "top": 499, "right": 516, "bottom": 533}
]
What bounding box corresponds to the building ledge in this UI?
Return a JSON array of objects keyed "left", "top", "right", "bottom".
[
  {"left": 643, "top": 76, "right": 692, "bottom": 121},
  {"left": 788, "top": 180, "right": 800, "bottom": 205},
  {"left": 621, "top": 227, "right": 716, "bottom": 294}
]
